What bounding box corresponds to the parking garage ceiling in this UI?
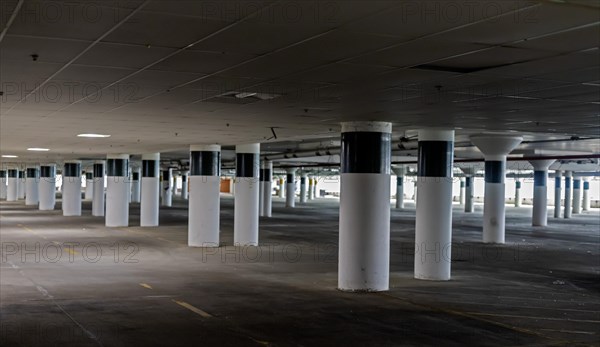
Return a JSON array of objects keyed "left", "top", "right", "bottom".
[{"left": 0, "top": 0, "right": 599, "bottom": 163}]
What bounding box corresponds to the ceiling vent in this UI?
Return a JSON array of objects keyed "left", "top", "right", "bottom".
[{"left": 204, "top": 91, "right": 282, "bottom": 104}]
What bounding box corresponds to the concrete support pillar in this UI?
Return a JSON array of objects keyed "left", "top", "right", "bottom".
[
  {"left": 62, "top": 161, "right": 82, "bottom": 216},
  {"left": 25, "top": 167, "right": 39, "bottom": 206},
  {"left": 260, "top": 161, "right": 272, "bottom": 217},
  {"left": 0, "top": 170, "right": 6, "bottom": 200},
  {"left": 529, "top": 160, "right": 555, "bottom": 227},
  {"left": 564, "top": 171, "right": 572, "bottom": 219},
  {"left": 471, "top": 135, "right": 523, "bottom": 244},
  {"left": 514, "top": 180, "right": 521, "bottom": 207},
  {"left": 461, "top": 168, "right": 476, "bottom": 213},
  {"left": 278, "top": 177, "right": 285, "bottom": 198},
  {"left": 415, "top": 129, "right": 454, "bottom": 281},
  {"left": 188, "top": 145, "right": 221, "bottom": 247},
  {"left": 459, "top": 179, "right": 465, "bottom": 205},
  {"left": 92, "top": 161, "right": 105, "bottom": 217},
  {"left": 300, "top": 174, "right": 308, "bottom": 203},
  {"left": 181, "top": 171, "right": 189, "bottom": 200},
  {"left": 392, "top": 166, "right": 405, "bottom": 209},
  {"left": 572, "top": 176, "right": 582, "bottom": 215},
  {"left": 234, "top": 143, "right": 260, "bottom": 246},
  {"left": 7, "top": 169, "right": 18, "bottom": 201},
  {"left": 338, "top": 121, "right": 391, "bottom": 292},
  {"left": 130, "top": 168, "right": 141, "bottom": 203},
  {"left": 554, "top": 171, "right": 562, "bottom": 218},
  {"left": 39, "top": 165, "right": 56, "bottom": 210},
  {"left": 413, "top": 180, "right": 418, "bottom": 204},
  {"left": 308, "top": 177, "right": 314, "bottom": 200},
  {"left": 313, "top": 176, "right": 319, "bottom": 198},
  {"left": 161, "top": 168, "right": 173, "bottom": 207},
  {"left": 106, "top": 154, "right": 129, "bottom": 227},
  {"left": 18, "top": 170, "right": 25, "bottom": 199},
  {"left": 141, "top": 153, "right": 160, "bottom": 227},
  {"left": 285, "top": 169, "right": 295, "bottom": 208},
  {"left": 583, "top": 178, "right": 590, "bottom": 211},
  {"left": 84, "top": 172, "right": 94, "bottom": 200}
]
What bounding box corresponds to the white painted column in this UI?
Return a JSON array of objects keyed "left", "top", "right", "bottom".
[
  {"left": 471, "top": 135, "right": 523, "bottom": 244},
  {"left": 106, "top": 154, "right": 130, "bottom": 227},
  {"left": 554, "top": 171, "right": 562, "bottom": 218},
  {"left": 285, "top": 169, "right": 296, "bottom": 208},
  {"left": 459, "top": 179, "right": 465, "bottom": 205},
  {"left": 339, "top": 121, "right": 391, "bottom": 291},
  {"left": 572, "top": 176, "right": 582, "bottom": 215},
  {"left": 92, "top": 161, "right": 105, "bottom": 217},
  {"left": 39, "top": 165, "right": 56, "bottom": 210},
  {"left": 300, "top": 174, "right": 308, "bottom": 203},
  {"left": 392, "top": 166, "right": 405, "bottom": 209},
  {"left": 25, "top": 167, "right": 39, "bottom": 206},
  {"left": 313, "top": 176, "right": 319, "bottom": 198},
  {"left": 18, "top": 170, "right": 25, "bottom": 199},
  {"left": 141, "top": 153, "right": 160, "bottom": 227},
  {"left": 188, "top": 145, "right": 221, "bottom": 247},
  {"left": 582, "top": 178, "right": 590, "bottom": 211},
  {"left": 6, "top": 169, "right": 18, "bottom": 201},
  {"left": 181, "top": 171, "right": 189, "bottom": 200},
  {"left": 308, "top": 177, "right": 314, "bottom": 200},
  {"left": 415, "top": 129, "right": 454, "bottom": 281},
  {"left": 564, "top": 171, "right": 572, "bottom": 219},
  {"left": 514, "top": 180, "right": 521, "bottom": 207},
  {"left": 460, "top": 167, "right": 476, "bottom": 213},
  {"left": 278, "top": 177, "right": 285, "bottom": 198},
  {"left": 260, "top": 161, "right": 273, "bottom": 217},
  {"left": 62, "top": 161, "right": 82, "bottom": 216},
  {"left": 234, "top": 143, "right": 260, "bottom": 246},
  {"left": 413, "top": 180, "right": 418, "bottom": 204},
  {"left": 85, "top": 172, "right": 94, "bottom": 200},
  {"left": 161, "top": 168, "right": 173, "bottom": 207},
  {"left": 529, "top": 160, "right": 555, "bottom": 227},
  {"left": 0, "top": 170, "right": 6, "bottom": 200},
  {"left": 130, "top": 168, "right": 141, "bottom": 203}
]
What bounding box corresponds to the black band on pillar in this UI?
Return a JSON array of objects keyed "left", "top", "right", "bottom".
[
  {"left": 534, "top": 171, "right": 546, "bottom": 187},
  {"left": 191, "top": 151, "right": 221, "bottom": 176},
  {"left": 341, "top": 132, "right": 391, "bottom": 174},
  {"left": 93, "top": 164, "right": 104, "bottom": 178},
  {"left": 301, "top": 176, "right": 306, "bottom": 184},
  {"left": 584, "top": 181, "right": 589, "bottom": 190},
  {"left": 397, "top": 177, "right": 403, "bottom": 186},
  {"left": 465, "top": 176, "right": 472, "bottom": 187},
  {"left": 236, "top": 153, "right": 258, "bottom": 178},
  {"left": 85, "top": 172, "right": 93, "bottom": 180},
  {"left": 0, "top": 170, "right": 6, "bottom": 177},
  {"left": 27, "top": 168, "right": 39, "bottom": 178},
  {"left": 132, "top": 172, "right": 139, "bottom": 181},
  {"left": 484, "top": 161, "right": 504, "bottom": 183},
  {"left": 286, "top": 174, "right": 294, "bottom": 182},
  {"left": 8, "top": 170, "right": 17, "bottom": 178},
  {"left": 162, "top": 170, "right": 171, "bottom": 181},
  {"left": 565, "top": 177, "right": 571, "bottom": 189},
  {"left": 18, "top": 171, "right": 24, "bottom": 178},
  {"left": 40, "top": 166, "right": 55, "bottom": 178},
  {"left": 142, "top": 160, "right": 157, "bottom": 177},
  {"left": 182, "top": 175, "right": 187, "bottom": 182},
  {"left": 107, "top": 159, "right": 128, "bottom": 177},
  {"left": 260, "top": 169, "right": 271, "bottom": 182},
  {"left": 417, "top": 141, "right": 453, "bottom": 177},
  {"left": 63, "top": 163, "right": 81, "bottom": 177}
]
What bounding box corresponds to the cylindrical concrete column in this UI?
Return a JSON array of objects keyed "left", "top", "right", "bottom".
[
  {"left": 234, "top": 143, "right": 260, "bottom": 246},
  {"left": 582, "top": 178, "right": 590, "bottom": 211},
  {"left": 514, "top": 180, "right": 521, "bottom": 207},
  {"left": 459, "top": 179, "right": 465, "bottom": 205},
  {"left": 554, "top": 170, "right": 562, "bottom": 218},
  {"left": 300, "top": 174, "right": 307, "bottom": 203},
  {"left": 39, "top": 165, "right": 56, "bottom": 210},
  {"left": 131, "top": 168, "right": 141, "bottom": 203},
  {"left": 460, "top": 167, "right": 476, "bottom": 213},
  {"left": 413, "top": 180, "right": 418, "bottom": 204},
  {"left": 181, "top": 171, "right": 189, "bottom": 200},
  {"left": 338, "top": 121, "right": 391, "bottom": 292},
  {"left": 260, "top": 161, "right": 273, "bottom": 217},
  {"left": 564, "top": 171, "right": 572, "bottom": 219},
  {"left": 529, "top": 160, "right": 555, "bottom": 227},
  {"left": 188, "top": 145, "right": 221, "bottom": 247},
  {"left": 414, "top": 129, "right": 454, "bottom": 281},
  {"left": 85, "top": 172, "right": 94, "bottom": 200},
  {"left": 0, "top": 170, "right": 6, "bottom": 200},
  {"left": 141, "top": 153, "right": 160, "bottom": 227},
  {"left": 278, "top": 177, "right": 285, "bottom": 198},
  {"left": 308, "top": 177, "right": 314, "bottom": 200},
  {"left": 7, "top": 169, "right": 18, "bottom": 201},
  {"left": 25, "top": 167, "right": 39, "bottom": 206},
  {"left": 161, "top": 168, "right": 173, "bottom": 207},
  {"left": 313, "top": 176, "right": 319, "bottom": 198},
  {"left": 62, "top": 161, "right": 82, "bottom": 216},
  {"left": 92, "top": 161, "right": 105, "bottom": 217},
  {"left": 106, "top": 154, "right": 129, "bottom": 227},
  {"left": 572, "top": 177, "right": 581, "bottom": 214},
  {"left": 18, "top": 170, "right": 25, "bottom": 199},
  {"left": 471, "top": 135, "right": 523, "bottom": 244},
  {"left": 392, "top": 166, "right": 405, "bottom": 209},
  {"left": 285, "top": 169, "right": 295, "bottom": 208}
]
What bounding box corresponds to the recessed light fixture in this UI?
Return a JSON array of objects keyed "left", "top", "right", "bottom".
[
  {"left": 27, "top": 148, "right": 50, "bottom": 151},
  {"left": 77, "top": 133, "right": 111, "bottom": 138},
  {"left": 1, "top": 155, "right": 18, "bottom": 158}
]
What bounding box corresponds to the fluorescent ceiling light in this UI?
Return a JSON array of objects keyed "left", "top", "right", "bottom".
[
  {"left": 77, "top": 133, "right": 111, "bottom": 138},
  {"left": 1, "top": 155, "right": 18, "bottom": 158},
  {"left": 27, "top": 148, "right": 50, "bottom": 151}
]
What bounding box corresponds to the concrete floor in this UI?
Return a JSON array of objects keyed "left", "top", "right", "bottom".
[{"left": 1, "top": 196, "right": 599, "bottom": 347}]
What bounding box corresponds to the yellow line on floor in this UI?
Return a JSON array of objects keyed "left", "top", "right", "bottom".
[
  {"left": 51, "top": 241, "right": 79, "bottom": 255},
  {"left": 139, "top": 283, "right": 153, "bottom": 290},
  {"left": 18, "top": 224, "right": 48, "bottom": 239},
  {"left": 172, "top": 300, "right": 212, "bottom": 318}
]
